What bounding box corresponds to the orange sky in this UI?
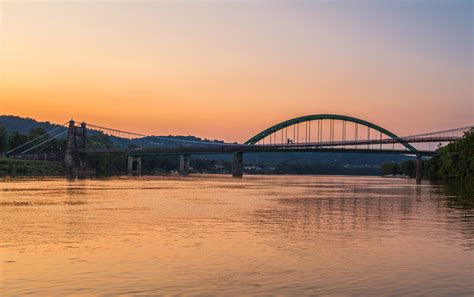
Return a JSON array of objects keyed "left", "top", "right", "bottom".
[{"left": 1, "top": 1, "right": 472, "bottom": 142}]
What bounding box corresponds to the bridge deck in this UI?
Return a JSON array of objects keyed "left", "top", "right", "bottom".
[{"left": 80, "top": 145, "right": 437, "bottom": 156}]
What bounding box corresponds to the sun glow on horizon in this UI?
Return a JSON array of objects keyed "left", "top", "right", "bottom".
[{"left": 1, "top": 1, "right": 472, "bottom": 142}]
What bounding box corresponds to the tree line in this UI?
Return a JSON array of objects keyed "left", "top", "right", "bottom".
[
  {"left": 381, "top": 129, "right": 473, "bottom": 180},
  {"left": 381, "top": 160, "right": 417, "bottom": 177},
  {"left": 0, "top": 126, "right": 63, "bottom": 154}
]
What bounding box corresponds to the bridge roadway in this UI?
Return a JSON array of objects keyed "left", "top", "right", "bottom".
[
  {"left": 79, "top": 144, "right": 437, "bottom": 157},
  {"left": 79, "top": 135, "right": 446, "bottom": 179},
  {"left": 79, "top": 135, "right": 456, "bottom": 157}
]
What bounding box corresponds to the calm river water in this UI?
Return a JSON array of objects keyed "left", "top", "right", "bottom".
[{"left": 1, "top": 175, "right": 473, "bottom": 295}]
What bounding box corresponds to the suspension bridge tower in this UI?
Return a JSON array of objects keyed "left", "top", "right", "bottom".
[{"left": 64, "top": 120, "right": 88, "bottom": 172}]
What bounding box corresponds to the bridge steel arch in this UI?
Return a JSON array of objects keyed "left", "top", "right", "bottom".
[{"left": 244, "top": 114, "right": 419, "bottom": 154}]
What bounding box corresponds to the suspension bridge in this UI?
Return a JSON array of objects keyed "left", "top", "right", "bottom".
[{"left": 5, "top": 114, "right": 472, "bottom": 181}]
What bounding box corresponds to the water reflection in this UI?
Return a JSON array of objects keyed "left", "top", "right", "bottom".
[
  {"left": 1, "top": 176, "right": 473, "bottom": 295},
  {"left": 250, "top": 179, "right": 474, "bottom": 249},
  {"left": 435, "top": 182, "right": 474, "bottom": 249},
  {"left": 437, "top": 181, "right": 474, "bottom": 209}
]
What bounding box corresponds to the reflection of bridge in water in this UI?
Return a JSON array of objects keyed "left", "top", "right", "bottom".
[{"left": 6, "top": 114, "right": 472, "bottom": 181}]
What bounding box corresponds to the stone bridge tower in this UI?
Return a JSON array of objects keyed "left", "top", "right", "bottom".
[{"left": 64, "top": 120, "right": 87, "bottom": 171}]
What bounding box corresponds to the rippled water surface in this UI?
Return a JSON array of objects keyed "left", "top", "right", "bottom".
[{"left": 1, "top": 175, "right": 473, "bottom": 295}]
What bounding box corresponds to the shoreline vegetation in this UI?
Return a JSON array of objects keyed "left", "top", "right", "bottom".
[
  {"left": 381, "top": 129, "right": 473, "bottom": 182},
  {"left": 0, "top": 157, "right": 65, "bottom": 176},
  {"left": 0, "top": 156, "right": 381, "bottom": 177}
]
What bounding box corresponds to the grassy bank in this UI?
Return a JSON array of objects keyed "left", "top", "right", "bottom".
[{"left": 0, "top": 157, "right": 66, "bottom": 176}]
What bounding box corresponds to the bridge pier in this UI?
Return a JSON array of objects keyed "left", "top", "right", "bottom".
[
  {"left": 128, "top": 156, "right": 142, "bottom": 175},
  {"left": 416, "top": 156, "right": 422, "bottom": 184},
  {"left": 179, "top": 154, "right": 190, "bottom": 175},
  {"left": 232, "top": 152, "right": 244, "bottom": 178}
]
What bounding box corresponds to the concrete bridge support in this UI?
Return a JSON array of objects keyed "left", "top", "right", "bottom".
[
  {"left": 416, "top": 156, "right": 422, "bottom": 184},
  {"left": 128, "top": 156, "right": 142, "bottom": 175},
  {"left": 232, "top": 152, "right": 244, "bottom": 178},
  {"left": 179, "top": 154, "right": 190, "bottom": 175}
]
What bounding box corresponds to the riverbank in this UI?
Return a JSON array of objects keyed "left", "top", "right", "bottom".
[
  {"left": 0, "top": 157, "right": 66, "bottom": 176},
  {"left": 0, "top": 156, "right": 384, "bottom": 177},
  {"left": 424, "top": 129, "right": 473, "bottom": 180},
  {"left": 381, "top": 129, "right": 473, "bottom": 181}
]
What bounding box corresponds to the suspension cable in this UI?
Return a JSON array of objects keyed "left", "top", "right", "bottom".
[
  {"left": 21, "top": 130, "right": 68, "bottom": 155},
  {"left": 5, "top": 122, "right": 68, "bottom": 155},
  {"left": 87, "top": 123, "right": 148, "bottom": 138},
  {"left": 404, "top": 125, "right": 473, "bottom": 138},
  {"left": 87, "top": 122, "right": 239, "bottom": 146}
]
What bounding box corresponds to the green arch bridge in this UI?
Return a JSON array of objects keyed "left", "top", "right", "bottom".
[{"left": 7, "top": 114, "right": 472, "bottom": 182}]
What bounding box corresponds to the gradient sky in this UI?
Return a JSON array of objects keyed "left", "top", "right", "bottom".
[{"left": 1, "top": 0, "right": 472, "bottom": 142}]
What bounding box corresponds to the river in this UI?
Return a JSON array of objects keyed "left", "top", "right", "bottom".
[{"left": 1, "top": 175, "right": 473, "bottom": 295}]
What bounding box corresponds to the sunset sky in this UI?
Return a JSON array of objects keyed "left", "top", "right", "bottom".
[{"left": 1, "top": 0, "right": 472, "bottom": 142}]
